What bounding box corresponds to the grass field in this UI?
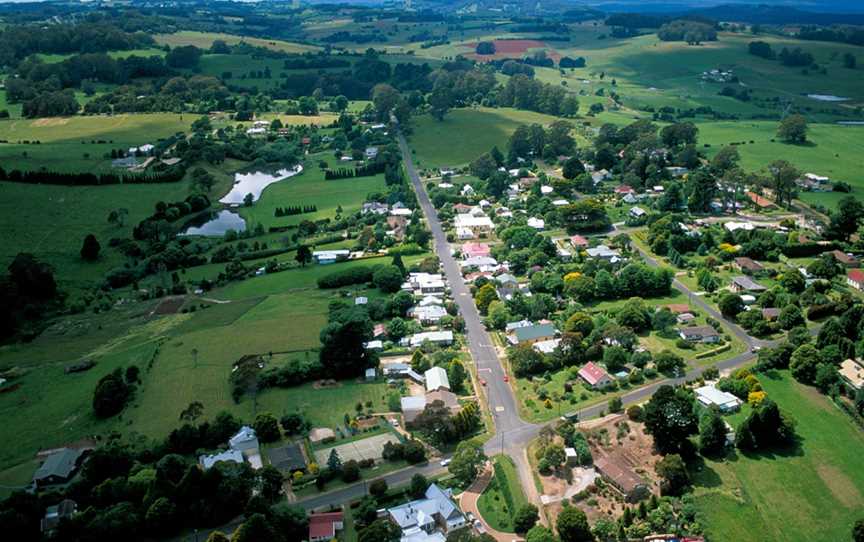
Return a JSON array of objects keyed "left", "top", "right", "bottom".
[
  {"left": 692, "top": 371, "right": 864, "bottom": 542},
  {"left": 0, "top": 113, "right": 194, "bottom": 171},
  {"left": 153, "top": 31, "right": 320, "bottom": 54},
  {"left": 239, "top": 155, "right": 387, "bottom": 229},
  {"left": 409, "top": 107, "right": 563, "bottom": 168},
  {"left": 477, "top": 454, "right": 528, "bottom": 533}
]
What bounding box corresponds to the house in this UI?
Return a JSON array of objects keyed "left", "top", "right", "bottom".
[
  {"left": 365, "top": 340, "right": 383, "bottom": 350},
  {"left": 454, "top": 214, "right": 493, "bottom": 237},
  {"left": 460, "top": 256, "right": 499, "bottom": 271},
  {"left": 745, "top": 191, "right": 774, "bottom": 209},
  {"left": 41, "top": 499, "right": 77, "bottom": 534},
  {"left": 410, "top": 304, "right": 448, "bottom": 325},
  {"left": 267, "top": 443, "right": 307, "bottom": 473},
  {"left": 594, "top": 456, "right": 650, "bottom": 502},
  {"left": 665, "top": 304, "right": 691, "bottom": 314},
  {"left": 313, "top": 249, "right": 350, "bottom": 265},
  {"left": 831, "top": 250, "right": 859, "bottom": 268},
  {"left": 578, "top": 362, "right": 613, "bottom": 389},
  {"left": 33, "top": 448, "right": 84, "bottom": 486},
  {"left": 730, "top": 276, "right": 766, "bottom": 293},
  {"left": 128, "top": 143, "right": 155, "bottom": 155},
  {"left": 382, "top": 363, "right": 425, "bottom": 383},
  {"left": 676, "top": 313, "right": 696, "bottom": 324},
  {"left": 629, "top": 206, "right": 647, "bottom": 218},
  {"left": 229, "top": 426, "right": 259, "bottom": 454},
  {"left": 733, "top": 257, "right": 764, "bottom": 274},
  {"left": 533, "top": 338, "right": 561, "bottom": 354},
  {"left": 308, "top": 427, "right": 336, "bottom": 444},
  {"left": 527, "top": 217, "right": 545, "bottom": 230},
  {"left": 761, "top": 308, "right": 781, "bottom": 321},
  {"left": 453, "top": 203, "right": 472, "bottom": 214},
  {"left": 401, "top": 396, "right": 428, "bottom": 424},
  {"left": 614, "top": 184, "right": 634, "bottom": 195},
  {"left": 406, "top": 331, "right": 454, "bottom": 348},
  {"left": 199, "top": 449, "right": 244, "bottom": 470},
  {"left": 840, "top": 359, "right": 864, "bottom": 391},
  {"left": 462, "top": 242, "right": 491, "bottom": 259},
  {"left": 695, "top": 385, "right": 743, "bottom": 412},
  {"left": 505, "top": 319, "right": 532, "bottom": 332},
  {"left": 496, "top": 273, "right": 519, "bottom": 290},
  {"left": 586, "top": 245, "right": 621, "bottom": 263},
  {"left": 365, "top": 367, "right": 377, "bottom": 381},
  {"left": 426, "top": 390, "right": 460, "bottom": 411},
  {"left": 552, "top": 199, "right": 569, "bottom": 207},
  {"left": 570, "top": 235, "right": 589, "bottom": 248},
  {"left": 355, "top": 296, "right": 368, "bottom": 306},
  {"left": 666, "top": 166, "right": 688, "bottom": 177},
  {"left": 309, "top": 511, "right": 344, "bottom": 542},
  {"left": 565, "top": 447, "right": 579, "bottom": 467},
  {"left": 679, "top": 326, "right": 721, "bottom": 344},
  {"left": 403, "top": 273, "right": 446, "bottom": 295},
  {"left": 365, "top": 146, "right": 379, "bottom": 159},
  {"left": 724, "top": 221, "right": 755, "bottom": 233},
  {"left": 424, "top": 367, "right": 451, "bottom": 392},
  {"left": 512, "top": 323, "right": 557, "bottom": 345},
  {"left": 387, "top": 483, "right": 467, "bottom": 539},
  {"left": 847, "top": 269, "right": 864, "bottom": 291}
]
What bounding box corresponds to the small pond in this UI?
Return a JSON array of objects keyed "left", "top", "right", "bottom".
[
  {"left": 219, "top": 164, "right": 303, "bottom": 205},
  {"left": 180, "top": 210, "right": 247, "bottom": 236}
]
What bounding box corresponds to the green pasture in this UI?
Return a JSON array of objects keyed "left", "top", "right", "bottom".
[
  {"left": 153, "top": 31, "right": 319, "bottom": 54},
  {"left": 409, "top": 107, "right": 563, "bottom": 168},
  {"left": 477, "top": 454, "right": 528, "bottom": 533},
  {"left": 257, "top": 380, "right": 391, "bottom": 429},
  {"left": 693, "top": 372, "right": 864, "bottom": 542}
]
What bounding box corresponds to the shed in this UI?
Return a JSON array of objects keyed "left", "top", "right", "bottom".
[{"left": 33, "top": 448, "right": 83, "bottom": 486}]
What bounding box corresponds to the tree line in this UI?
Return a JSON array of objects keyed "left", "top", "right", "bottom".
[
  {"left": 324, "top": 161, "right": 386, "bottom": 180},
  {"left": 274, "top": 204, "right": 317, "bottom": 217},
  {"left": 0, "top": 164, "right": 187, "bottom": 186}
]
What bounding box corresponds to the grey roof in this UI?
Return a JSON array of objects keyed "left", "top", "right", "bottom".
[
  {"left": 199, "top": 449, "right": 244, "bottom": 470},
  {"left": 229, "top": 426, "right": 259, "bottom": 452},
  {"left": 388, "top": 483, "right": 463, "bottom": 529},
  {"left": 267, "top": 443, "right": 306, "bottom": 472},
  {"left": 34, "top": 448, "right": 82, "bottom": 483},
  {"left": 496, "top": 273, "right": 518, "bottom": 285},
  {"left": 732, "top": 275, "right": 766, "bottom": 291},
  {"left": 514, "top": 323, "right": 557, "bottom": 343},
  {"left": 680, "top": 325, "right": 719, "bottom": 338}
]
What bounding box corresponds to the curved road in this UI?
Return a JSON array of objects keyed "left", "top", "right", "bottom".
[{"left": 296, "top": 133, "right": 770, "bottom": 512}]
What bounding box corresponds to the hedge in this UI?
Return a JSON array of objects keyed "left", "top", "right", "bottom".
[{"left": 316, "top": 265, "right": 380, "bottom": 288}]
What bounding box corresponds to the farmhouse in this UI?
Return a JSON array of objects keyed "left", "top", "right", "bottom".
[
  {"left": 578, "top": 362, "right": 613, "bottom": 389},
  {"left": 730, "top": 276, "right": 766, "bottom": 293},
  {"left": 201, "top": 425, "right": 262, "bottom": 470},
  {"left": 387, "top": 483, "right": 467, "bottom": 540},
  {"left": 267, "top": 443, "right": 307, "bottom": 473},
  {"left": 308, "top": 511, "right": 344, "bottom": 542},
  {"left": 511, "top": 323, "right": 557, "bottom": 345},
  {"left": 695, "top": 385, "right": 743, "bottom": 412},
  {"left": 313, "top": 249, "right": 350, "bottom": 265},
  {"left": 33, "top": 448, "right": 84, "bottom": 486},
  {"left": 679, "top": 326, "right": 720, "bottom": 343},
  {"left": 733, "top": 257, "right": 764, "bottom": 274},
  {"left": 839, "top": 358, "right": 864, "bottom": 391},
  {"left": 594, "top": 456, "right": 650, "bottom": 503},
  {"left": 362, "top": 202, "right": 388, "bottom": 215},
  {"left": 424, "top": 366, "right": 451, "bottom": 392},
  {"left": 831, "top": 250, "right": 859, "bottom": 268}
]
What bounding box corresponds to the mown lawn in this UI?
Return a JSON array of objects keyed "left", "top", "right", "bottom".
[
  {"left": 692, "top": 371, "right": 864, "bottom": 542},
  {"left": 477, "top": 454, "right": 528, "bottom": 533}
]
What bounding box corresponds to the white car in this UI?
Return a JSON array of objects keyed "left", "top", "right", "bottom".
[{"left": 440, "top": 458, "right": 451, "bottom": 467}]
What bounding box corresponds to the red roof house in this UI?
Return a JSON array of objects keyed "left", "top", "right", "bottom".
[
  {"left": 462, "top": 242, "right": 491, "bottom": 259},
  {"left": 578, "top": 362, "right": 613, "bottom": 389},
  {"left": 745, "top": 191, "right": 774, "bottom": 208},
  {"left": 848, "top": 269, "right": 864, "bottom": 291},
  {"left": 570, "top": 235, "right": 589, "bottom": 248},
  {"left": 614, "top": 185, "right": 634, "bottom": 195},
  {"left": 664, "top": 304, "right": 691, "bottom": 314},
  {"left": 309, "top": 512, "right": 344, "bottom": 541}
]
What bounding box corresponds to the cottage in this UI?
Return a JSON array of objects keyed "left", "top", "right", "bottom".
[
  {"left": 666, "top": 166, "right": 688, "bottom": 178},
  {"left": 387, "top": 483, "right": 467, "bottom": 539},
  {"left": 676, "top": 313, "right": 696, "bottom": 324},
  {"left": 512, "top": 323, "right": 557, "bottom": 345},
  {"left": 403, "top": 273, "right": 446, "bottom": 295},
  {"left": 629, "top": 206, "right": 647, "bottom": 218},
  {"left": 453, "top": 203, "right": 472, "bottom": 214},
  {"left": 570, "top": 235, "right": 589, "bottom": 248},
  {"left": 401, "top": 396, "right": 428, "bottom": 424},
  {"left": 578, "top": 362, "right": 613, "bottom": 389},
  {"left": 733, "top": 257, "right": 764, "bottom": 274},
  {"left": 365, "top": 146, "right": 379, "bottom": 159},
  {"left": 33, "top": 448, "right": 84, "bottom": 486},
  {"left": 309, "top": 512, "right": 344, "bottom": 542},
  {"left": 406, "top": 331, "right": 454, "bottom": 348},
  {"left": 533, "top": 338, "right": 561, "bottom": 354},
  {"left": 410, "top": 304, "right": 448, "bottom": 325},
  {"left": 267, "top": 443, "right": 307, "bottom": 473},
  {"left": 527, "top": 217, "right": 545, "bottom": 230},
  {"left": 847, "top": 269, "right": 864, "bottom": 291},
  {"left": 586, "top": 245, "right": 621, "bottom": 263},
  {"left": 460, "top": 256, "right": 499, "bottom": 271},
  {"left": 831, "top": 250, "right": 858, "bottom": 268},
  {"left": 730, "top": 276, "right": 766, "bottom": 293},
  {"left": 840, "top": 358, "right": 864, "bottom": 391},
  {"left": 695, "top": 385, "right": 742, "bottom": 412},
  {"left": 614, "top": 184, "right": 635, "bottom": 195},
  {"left": 594, "top": 456, "right": 650, "bottom": 503},
  {"left": 454, "top": 214, "right": 493, "bottom": 237},
  {"left": 665, "top": 304, "right": 691, "bottom": 315},
  {"left": 424, "top": 366, "right": 451, "bottom": 392},
  {"left": 679, "top": 325, "right": 721, "bottom": 343}
]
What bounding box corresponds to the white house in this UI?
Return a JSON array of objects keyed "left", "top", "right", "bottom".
[
  {"left": 527, "top": 217, "right": 545, "bottom": 230},
  {"left": 424, "top": 366, "right": 451, "bottom": 392},
  {"left": 454, "top": 214, "right": 493, "bottom": 237},
  {"left": 405, "top": 331, "right": 454, "bottom": 348},
  {"left": 695, "top": 385, "right": 742, "bottom": 412},
  {"left": 313, "top": 249, "right": 350, "bottom": 264},
  {"left": 387, "top": 484, "right": 467, "bottom": 540}
]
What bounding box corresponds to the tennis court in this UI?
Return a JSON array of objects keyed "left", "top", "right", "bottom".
[{"left": 313, "top": 433, "right": 400, "bottom": 464}]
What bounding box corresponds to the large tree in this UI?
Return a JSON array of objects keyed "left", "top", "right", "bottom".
[
  {"left": 825, "top": 195, "right": 864, "bottom": 241},
  {"left": 448, "top": 440, "right": 486, "bottom": 486},
  {"left": 319, "top": 308, "right": 378, "bottom": 378},
  {"left": 643, "top": 385, "right": 698, "bottom": 454},
  {"left": 556, "top": 506, "right": 593, "bottom": 542},
  {"left": 777, "top": 114, "right": 808, "bottom": 144}
]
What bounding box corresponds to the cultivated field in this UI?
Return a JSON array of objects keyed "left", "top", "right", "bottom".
[{"left": 153, "top": 31, "right": 320, "bottom": 54}]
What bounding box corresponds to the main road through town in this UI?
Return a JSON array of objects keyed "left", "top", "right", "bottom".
[{"left": 296, "top": 134, "right": 768, "bottom": 512}]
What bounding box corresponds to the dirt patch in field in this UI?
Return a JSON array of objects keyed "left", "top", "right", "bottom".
[
  {"left": 154, "top": 296, "right": 186, "bottom": 315},
  {"left": 31, "top": 118, "right": 71, "bottom": 127},
  {"left": 313, "top": 379, "right": 341, "bottom": 389},
  {"left": 817, "top": 464, "right": 863, "bottom": 508}
]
